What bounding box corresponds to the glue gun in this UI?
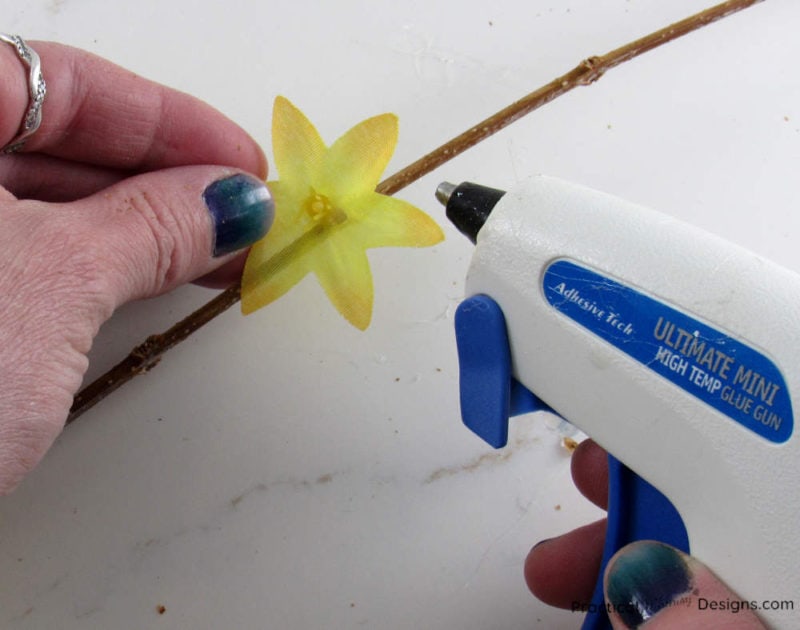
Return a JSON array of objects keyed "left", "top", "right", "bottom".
[{"left": 435, "top": 176, "right": 799, "bottom": 629}]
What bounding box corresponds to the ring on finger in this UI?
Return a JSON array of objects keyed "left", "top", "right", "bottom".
[{"left": 0, "top": 33, "right": 46, "bottom": 154}]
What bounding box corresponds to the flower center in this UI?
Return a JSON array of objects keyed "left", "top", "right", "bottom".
[{"left": 304, "top": 190, "right": 347, "bottom": 227}]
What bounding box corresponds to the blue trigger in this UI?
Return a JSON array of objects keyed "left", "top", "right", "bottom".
[
  {"left": 454, "top": 294, "right": 551, "bottom": 448},
  {"left": 582, "top": 456, "right": 690, "bottom": 629}
]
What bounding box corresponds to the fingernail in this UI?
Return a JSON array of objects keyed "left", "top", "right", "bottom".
[
  {"left": 203, "top": 174, "right": 274, "bottom": 257},
  {"left": 605, "top": 541, "right": 693, "bottom": 629}
]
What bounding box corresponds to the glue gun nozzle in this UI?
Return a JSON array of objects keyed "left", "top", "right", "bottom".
[
  {"left": 435, "top": 181, "right": 457, "bottom": 207},
  {"left": 434, "top": 180, "right": 506, "bottom": 244}
]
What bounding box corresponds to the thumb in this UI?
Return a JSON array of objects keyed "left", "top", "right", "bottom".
[
  {"left": 78, "top": 167, "right": 274, "bottom": 306},
  {"left": 604, "top": 541, "right": 765, "bottom": 629}
]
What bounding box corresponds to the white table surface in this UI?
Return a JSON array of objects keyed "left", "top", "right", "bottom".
[{"left": 1, "top": 1, "right": 798, "bottom": 628}]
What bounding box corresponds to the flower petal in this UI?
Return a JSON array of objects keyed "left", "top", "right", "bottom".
[
  {"left": 346, "top": 193, "right": 445, "bottom": 249},
  {"left": 313, "top": 238, "right": 374, "bottom": 330},
  {"left": 260, "top": 181, "right": 304, "bottom": 237},
  {"left": 241, "top": 237, "right": 315, "bottom": 315},
  {"left": 317, "top": 114, "right": 398, "bottom": 204},
  {"left": 241, "top": 97, "right": 445, "bottom": 329},
  {"left": 241, "top": 181, "right": 317, "bottom": 314},
  {"left": 272, "top": 96, "right": 326, "bottom": 189}
]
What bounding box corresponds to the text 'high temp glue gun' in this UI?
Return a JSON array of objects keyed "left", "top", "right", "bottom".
[{"left": 435, "top": 176, "right": 799, "bottom": 629}]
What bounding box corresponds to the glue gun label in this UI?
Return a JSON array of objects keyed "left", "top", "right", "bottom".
[{"left": 543, "top": 259, "right": 793, "bottom": 443}]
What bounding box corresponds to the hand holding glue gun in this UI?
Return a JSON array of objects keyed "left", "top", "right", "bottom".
[
  {"left": 436, "top": 177, "right": 797, "bottom": 629},
  {"left": 528, "top": 439, "right": 766, "bottom": 629}
]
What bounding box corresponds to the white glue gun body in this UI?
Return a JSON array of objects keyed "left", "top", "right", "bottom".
[{"left": 438, "top": 176, "right": 800, "bottom": 629}]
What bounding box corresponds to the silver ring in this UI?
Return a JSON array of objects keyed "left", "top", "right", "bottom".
[{"left": 0, "top": 34, "right": 46, "bottom": 154}]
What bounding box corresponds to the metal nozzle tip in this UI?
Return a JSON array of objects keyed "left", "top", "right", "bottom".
[{"left": 435, "top": 181, "right": 457, "bottom": 207}]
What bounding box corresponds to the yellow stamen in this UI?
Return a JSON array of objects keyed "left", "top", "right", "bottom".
[{"left": 305, "top": 190, "right": 347, "bottom": 226}]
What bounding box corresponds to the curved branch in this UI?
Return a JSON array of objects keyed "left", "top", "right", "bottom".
[{"left": 68, "top": 0, "right": 764, "bottom": 424}]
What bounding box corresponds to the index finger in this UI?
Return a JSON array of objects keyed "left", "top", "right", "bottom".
[
  {"left": 0, "top": 40, "right": 267, "bottom": 177},
  {"left": 572, "top": 438, "right": 609, "bottom": 510}
]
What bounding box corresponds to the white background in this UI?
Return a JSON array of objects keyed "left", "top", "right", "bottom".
[{"left": 0, "top": 1, "right": 798, "bottom": 628}]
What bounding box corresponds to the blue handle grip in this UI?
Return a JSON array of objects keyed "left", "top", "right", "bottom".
[{"left": 581, "top": 456, "right": 690, "bottom": 629}]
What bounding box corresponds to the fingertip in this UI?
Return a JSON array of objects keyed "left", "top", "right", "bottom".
[
  {"left": 572, "top": 438, "right": 610, "bottom": 510},
  {"left": 210, "top": 124, "right": 269, "bottom": 181},
  {"left": 524, "top": 538, "right": 555, "bottom": 600},
  {"left": 203, "top": 173, "right": 274, "bottom": 258},
  {"left": 524, "top": 519, "right": 607, "bottom": 609},
  {"left": 604, "top": 541, "right": 766, "bottom": 629},
  {"left": 252, "top": 141, "right": 269, "bottom": 181}
]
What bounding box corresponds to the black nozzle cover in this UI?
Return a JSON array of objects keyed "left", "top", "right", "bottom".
[{"left": 440, "top": 182, "right": 506, "bottom": 243}]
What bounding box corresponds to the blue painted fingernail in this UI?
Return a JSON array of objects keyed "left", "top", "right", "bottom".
[
  {"left": 203, "top": 174, "right": 274, "bottom": 257},
  {"left": 605, "top": 541, "right": 693, "bottom": 628}
]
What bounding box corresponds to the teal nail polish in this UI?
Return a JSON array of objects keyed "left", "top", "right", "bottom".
[
  {"left": 203, "top": 174, "right": 274, "bottom": 257},
  {"left": 606, "top": 541, "right": 692, "bottom": 628}
]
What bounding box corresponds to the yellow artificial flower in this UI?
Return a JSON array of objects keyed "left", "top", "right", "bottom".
[{"left": 241, "top": 96, "right": 444, "bottom": 329}]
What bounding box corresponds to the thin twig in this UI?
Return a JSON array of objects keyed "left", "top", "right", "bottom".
[
  {"left": 378, "top": 0, "right": 764, "bottom": 195},
  {"left": 68, "top": 285, "right": 241, "bottom": 422},
  {"left": 67, "top": 0, "right": 764, "bottom": 424}
]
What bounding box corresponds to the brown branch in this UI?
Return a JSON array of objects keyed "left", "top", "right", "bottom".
[
  {"left": 377, "top": 0, "right": 764, "bottom": 195},
  {"left": 68, "top": 285, "right": 242, "bottom": 422},
  {"left": 67, "top": 0, "right": 764, "bottom": 424}
]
